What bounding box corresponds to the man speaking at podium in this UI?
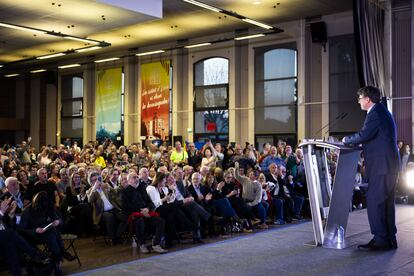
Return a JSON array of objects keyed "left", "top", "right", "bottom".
[{"left": 342, "top": 86, "right": 400, "bottom": 251}]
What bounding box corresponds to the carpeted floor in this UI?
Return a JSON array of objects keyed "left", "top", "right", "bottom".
[{"left": 71, "top": 204, "right": 414, "bottom": 276}]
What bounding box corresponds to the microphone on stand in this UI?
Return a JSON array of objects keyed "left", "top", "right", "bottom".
[
  {"left": 323, "top": 112, "right": 348, "bottom": 142},
  {"left": 313, "top": 112, "right": 346, "bottom": 139}
]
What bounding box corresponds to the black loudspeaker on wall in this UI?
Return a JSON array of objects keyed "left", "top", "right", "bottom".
[
  {"left": 173, "top": 136, "right": 183, "bottom": 145},
  {"left": 310, "top": 21, "right": 327, "bottom": 51},
  {"left": 45, "top": 71, "right": 57, "bottom": 85}
]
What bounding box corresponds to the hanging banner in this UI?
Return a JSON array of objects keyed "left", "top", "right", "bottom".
[
  {"left": 96, "top": 67, "right": 122, "bottom": 141},
  {"left": 141, "top": 60, "right": 171, "bottom": 140}
]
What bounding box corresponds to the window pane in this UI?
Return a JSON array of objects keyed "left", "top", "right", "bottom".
[
  {"left": 195, "top": 58, "right": 229, "bottom": 86},
  {"left": 62, "top": 100, "right": 82, "bottom": 117},
  {"left": 256, "top": 79, "right": 296, "bottom": 107},
  {"left": 61, "top": 118, "right": 83, "bottom": 138},
  {"left": 255, "top": 106, "right": 296, "bottom": 133},
  {"left": 195, "top": 86, "right": 227, "bottom": 108},
  {"left": 72, "top": 77, "right": 83, "bottom": 98},
  {"left": 195, "top": 110, "right": 228, "bottom": 133},
  {"left": 62, "top": 76, "right": 83, "bottom": 99},
  {"left": 262, "top": 49, "right": 296, "bottom": 80}
]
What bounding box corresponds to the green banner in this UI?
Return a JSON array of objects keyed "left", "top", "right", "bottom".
[{"left": 96, "top": 67, "right": 122, "bottom": 141}]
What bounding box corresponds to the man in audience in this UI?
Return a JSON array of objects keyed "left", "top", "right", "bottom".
[
  {"left": 86, "top": 172, "right": 127, "bottom": 245},
  {"left": 121, "top": 172, "right": 167, "bottom": 254},
  {"left": 106, "top": 168, "right": 121, "bottom": 188},
  {"left": 138, "top": 167, "right": 152, "bottom": 189},
  {"left": 27, "top": 168, "right": 60, "bottom": 207},
  {"left": 170, "top": 167, "right": 211, "bottom": 241},
  {"left": 1, "top": 177, "right": 27, "bottom": 228},
  {"left": 56, "top": 168, "right": 69, "bottom": 200},
  {"left": 279, "top": 165, "right": 303, "bottom": 220},
  {"left": 261, "top": 146, "right": 285, "bottom": 174},
  {"left": 187, "top": 143, "right": 202, "bottom": 169}
]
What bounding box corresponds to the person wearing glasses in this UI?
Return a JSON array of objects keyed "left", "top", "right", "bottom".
[
  {"left": 86, "top": 172, "right": 127, "bottom": 245},
  {"left": 342, "top": 86, "right": 400, "bottom": 251}
]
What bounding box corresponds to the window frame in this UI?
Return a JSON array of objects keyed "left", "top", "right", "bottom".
[
  {"left": 193, "top": 57, "right": 230, "bottom": 143},
  {"left": 254, "top": 45, "right": 298, "bottom": 143}
]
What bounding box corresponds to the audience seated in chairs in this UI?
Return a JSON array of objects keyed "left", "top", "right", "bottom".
[
  {"left": 121, "top": 172, "right": 167, "bottom": 254},
  {"left": 234, "top": 162, "right": 267, "bottom": 229},
  {"left": 18, "top": 191, "right": 74, "bottom": 275},
  {"left": 62, "top": 172, "right": 92, "bottom": 235},
  {"left": 86, "top": 172, "right": 128, "bottom": 245},
  {"left": 266, "top": 163, "right": 294, "bottom": 225},
  {"left": 1, "top": 197, "right": 50, "bottom": 276},
  {"left": 168, "top": 168, "right": 211, "bottom": 241},
  {"left": 146, "top": 172, "right": 197, "bottom": 247}
]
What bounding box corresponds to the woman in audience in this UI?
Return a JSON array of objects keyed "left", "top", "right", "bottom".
[
  {"left": 146, "top": 172, "right": 196, "bottom": 247},
  {"left": 201, "top": 142, "right": 217, "bottom": 169},
  {"left": 38, "top": 148, "right": 52, "bottom": 167},
  {"left": 63, "top": 172, "right": 92, "bottom": 235},
  {"left": 19, "top": 191, "right": 75, "bottom": 274},
  {"left": 16, "top": 169, "right": 31, "bottom": 192}
]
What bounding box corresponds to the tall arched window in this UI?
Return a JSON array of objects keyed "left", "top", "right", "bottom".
[
  {"left": 193, "top": 57, "right": 229, "bottom": 144},
  {"left": 255, "top": 47, "right": 297, "bottom": 149}
]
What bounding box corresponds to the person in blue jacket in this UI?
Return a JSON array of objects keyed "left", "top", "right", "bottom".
[{"left": 342, "top": 86, "right": 400, "bottom": 250}]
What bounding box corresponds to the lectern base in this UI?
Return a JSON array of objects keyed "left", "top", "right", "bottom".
[{"left": 304, "top": 237, "right": 359, "bottom": 249}]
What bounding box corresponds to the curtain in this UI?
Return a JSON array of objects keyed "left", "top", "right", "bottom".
[{"left": 353, "top": 0, "right": 387, "bottom": 97}]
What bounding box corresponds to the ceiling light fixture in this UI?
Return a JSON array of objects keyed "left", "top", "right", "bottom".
[
  {"left": 185, "top": 42, "right": 212, "bottom": 49},
  {"left": 136, "top": 50, "right": 165, "bottom": 56},
  {"left": 30, "top": 69, "right": 46, "bottom": 73},
  {"left": 37, "top": 53, "right": 66, "bottom": 60},
  {"left": 58, "top": 64, "right": 81, "bottom": 69},
  {"left": 4, "top": 74, "right": 19, "bottom": 77},
  {"left": 94, "top": 57, "right": 120, "bottom": 63},
  {"left": 75, "top": 46, "right": 102, "bottom": 53},
  {"left": 63, "top": 36, "right": 100, "bottom": 44},
  {"left": 182, "top": 1, "right": 277, "bottom": 31},
  {"left": 242, "top": 18, "right": 274, "bottom": 30},
  {"left": 234, "top": 33, "right": 265, "bottom": 40},
  {"left": 0, "top": 65, "right": 3, "bottom": 68},
  {"left": 183, "top": 0, "right": 222, "bottom": 12},
  {"left": 0, "top": 22, "right": 46, "bottom": 34}
]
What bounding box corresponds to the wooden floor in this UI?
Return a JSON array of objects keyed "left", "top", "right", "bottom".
[{"left": 61, "top": 221, "right": 307, "bottom": 275}]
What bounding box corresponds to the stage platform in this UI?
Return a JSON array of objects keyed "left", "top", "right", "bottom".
[{"left": 71, "top": 204, "right": 414, "bottom": 276}]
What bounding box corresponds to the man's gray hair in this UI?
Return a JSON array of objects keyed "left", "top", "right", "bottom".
[{"left": 5, "top": 177, "right": 18, "bottom": 187}]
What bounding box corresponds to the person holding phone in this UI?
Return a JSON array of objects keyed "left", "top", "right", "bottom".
[{"left": 86, "top": 172, "right": 127, "bottom": 245}]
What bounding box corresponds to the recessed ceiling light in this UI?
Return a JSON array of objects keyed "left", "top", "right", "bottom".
[
  {"left": 235, "top": 33, "right": 265, "bottom": 40},
  {"left": 30, "top": 69, "right": 46, "bottom": 73},
  {"left": 184, "top": 42, "right": 212, "bottom": 49},
  {"left": 136, "top": 50, "right": 165, "bottom": 56},
  {"left": 4, "top": 73, "right": 19, "bottom": 77},
  {"left": 37, "top": 52, "right": 66, "bottom": 60},
  {"left": 58, "top": 64, "right": 81, "bottom": 69},
  {"left": 94, "top": 57, "right": 120, "bottom": 63},
  {"left": 253, "top": 1, "right": 261, "bottom": 5}
]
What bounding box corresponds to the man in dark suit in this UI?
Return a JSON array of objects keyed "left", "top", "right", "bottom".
[{"left": 342, "top": 86, "right": 400, "bottom": 250}]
